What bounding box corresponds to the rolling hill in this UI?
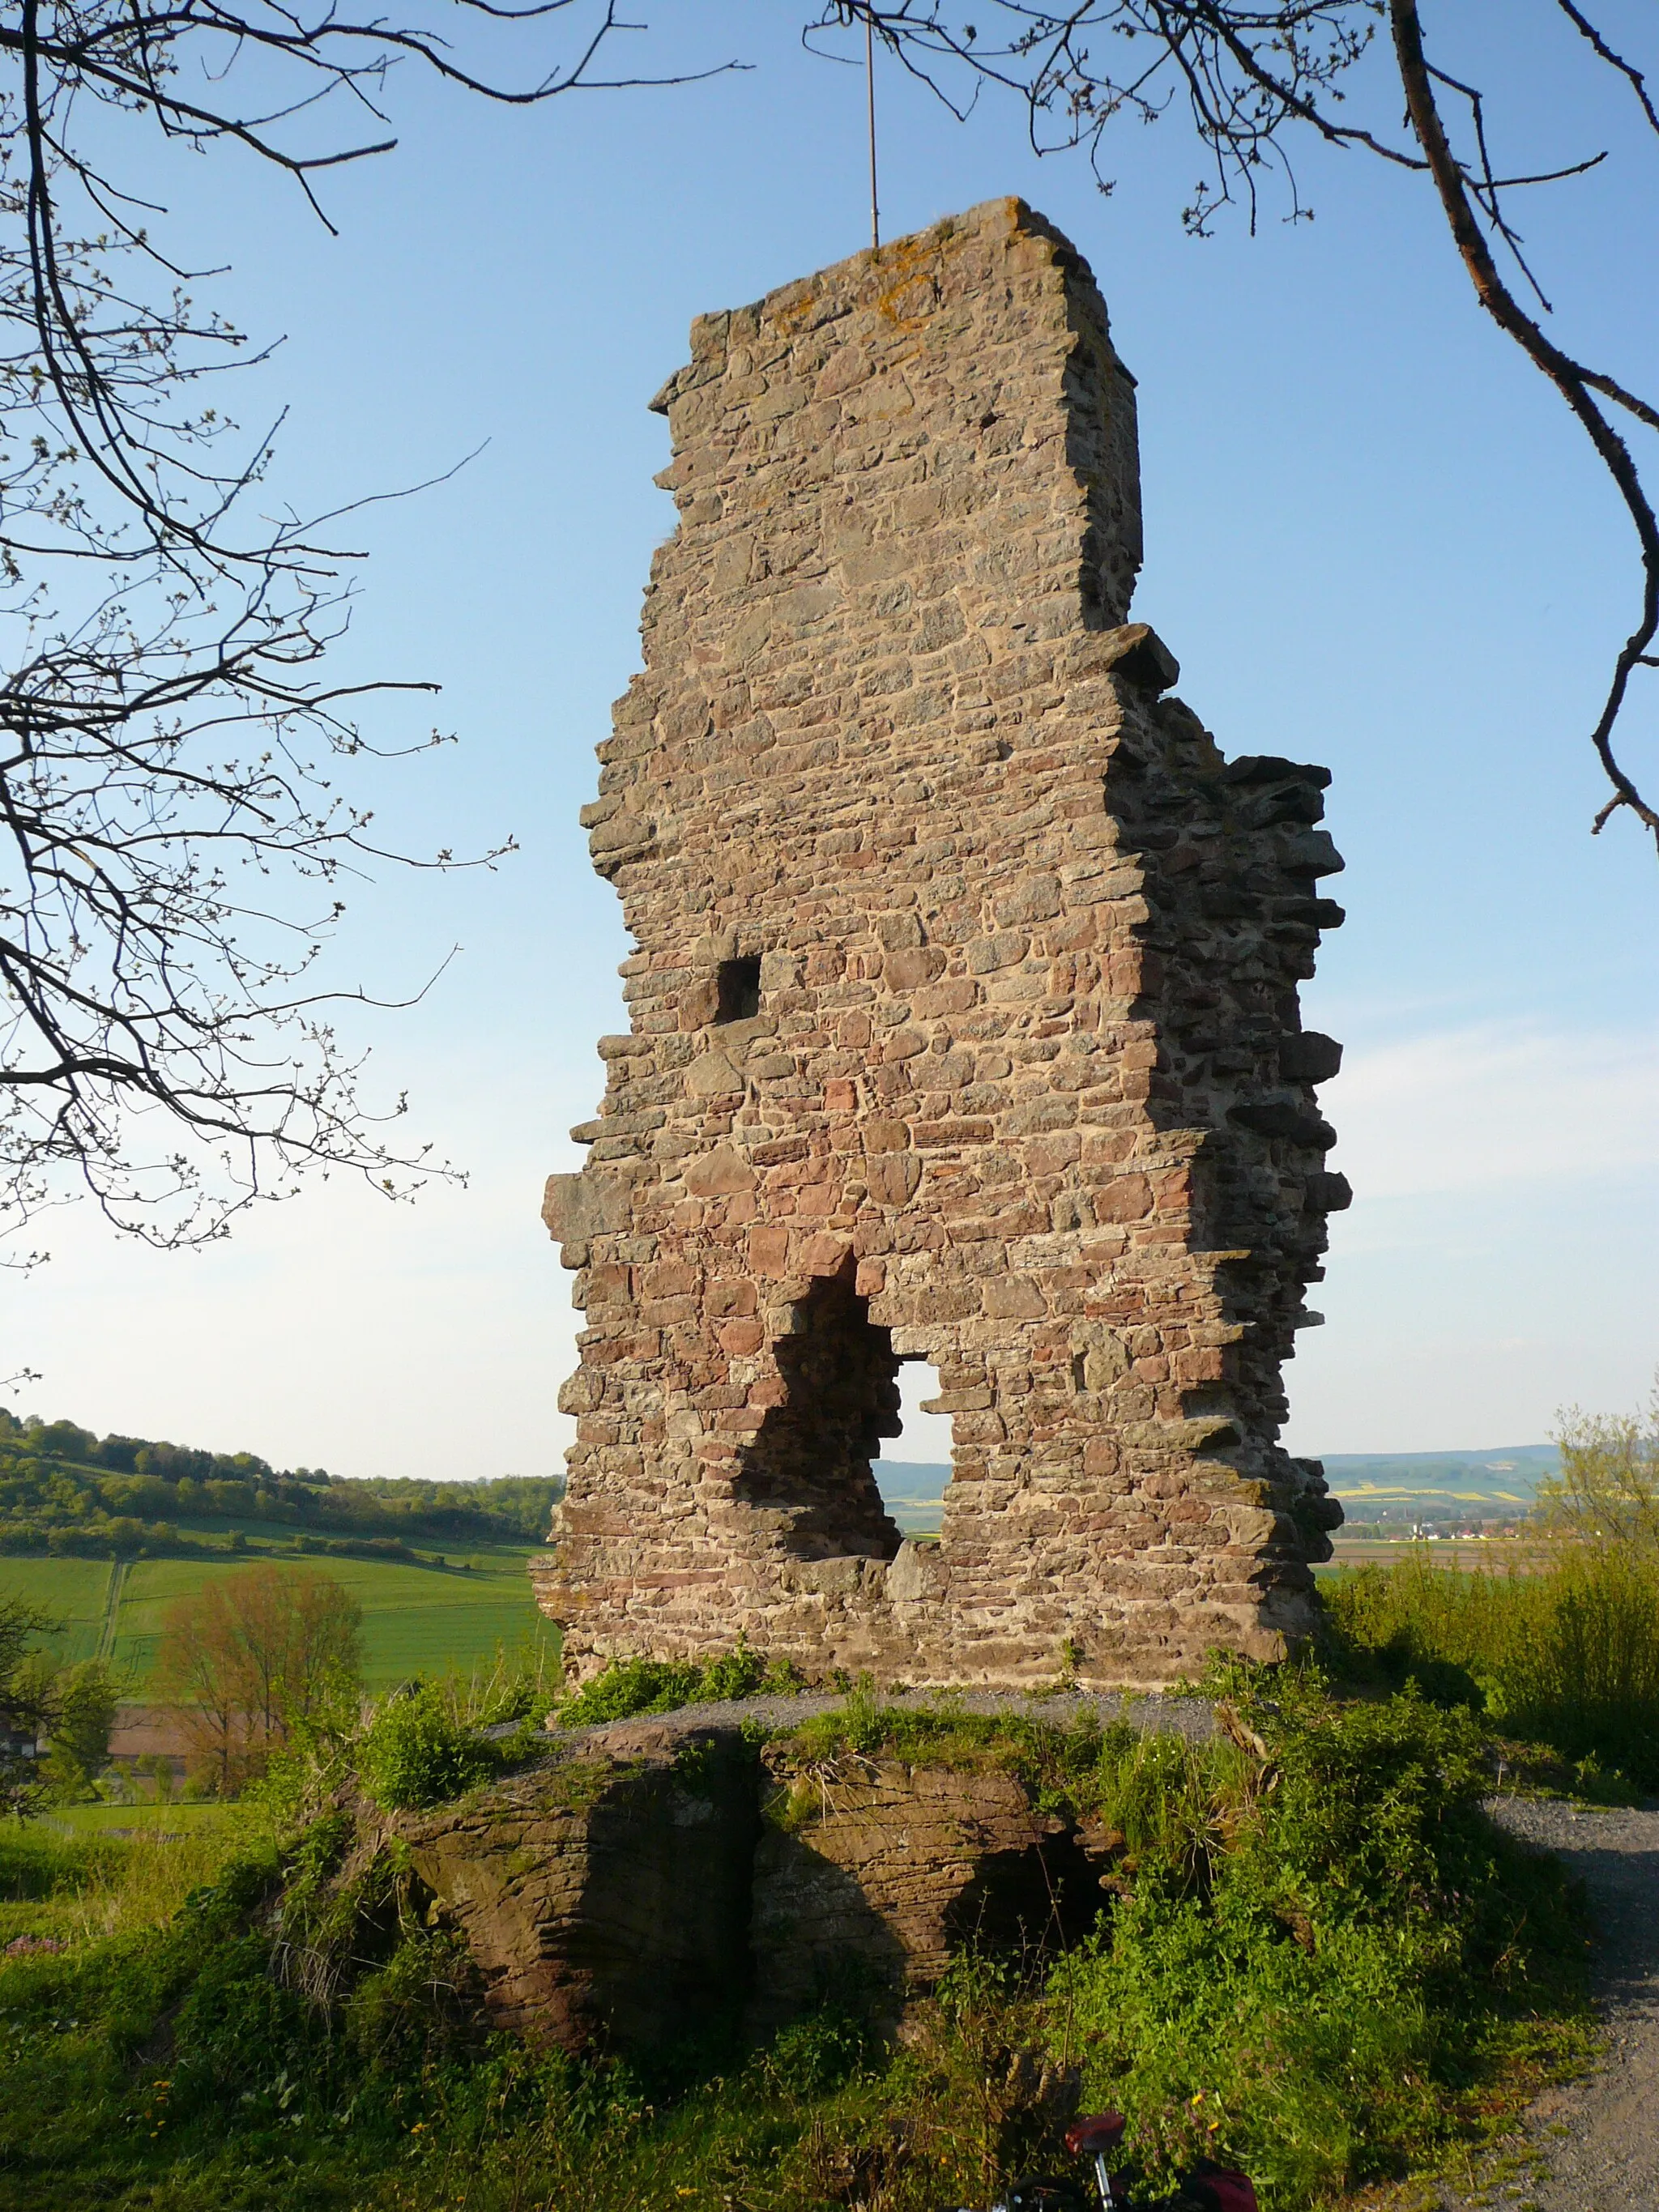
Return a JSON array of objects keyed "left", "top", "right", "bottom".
[
  {"left": 0, "top": 1542, "right": 557, "bottom": 1691},
  {"left": 875, "top": 1446, "right": 1558, "bottom": 1536}
]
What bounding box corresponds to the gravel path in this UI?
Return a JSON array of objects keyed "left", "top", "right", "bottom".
[
  {"left": 544, "top": 1686, "right": 1219, "bottom": 1750},
  {"left": 1473, "top": 1798, "right": 1659, "bottom": 2211}
]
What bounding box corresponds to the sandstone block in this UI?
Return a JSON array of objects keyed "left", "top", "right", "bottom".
[
  {"left": 749, "top": 1742, "right": 1107, "bottom": 2032},
  {"left": 399, "top": 1733, "right": 757, "bottom": 2053},
  {"left": 967, "top": 930, "right": 1029, "bottom": 975},
  {"left": 684, "top": 1144, "right": 757, "bottom": 1196},
  {"left": 885, "top": 946, "right": 948, "bottom": 990},
  {"left": 542, "top": 1171, "right": 633, "bottom": 1249},
  {"left": 866, "top": 1154, "right": 923, "bottom": 1206}
]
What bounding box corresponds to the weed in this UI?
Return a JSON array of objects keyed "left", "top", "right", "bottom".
[
  {"left": 1323, "top": 1543, "right": 1659, "bottom": 1789},
  {"left": 358, "top": 1687, "right": 499, "bottom": 1810},
  {"left": 554, "top": 1636, "right": 806, "bottom": 1728}
]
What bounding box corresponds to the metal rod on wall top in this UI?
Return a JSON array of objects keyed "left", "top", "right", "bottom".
[{"left": 866, "top": 11, "right": 880, "bottom": 251}]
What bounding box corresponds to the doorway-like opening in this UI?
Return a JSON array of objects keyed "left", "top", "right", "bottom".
[{"left": 733, "top": 1259, "right": 903, "bottom": 1561}]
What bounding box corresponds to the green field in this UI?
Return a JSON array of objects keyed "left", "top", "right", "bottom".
[
  {"left": 39, "top": 1801, "right": 237, "bottom": 1839},
  {"left": 0, "top": 1544, "right": 557, "bottom": 1690},
  {"left": 0, "top": 1557, "right": 121, "bottom": 1663}
]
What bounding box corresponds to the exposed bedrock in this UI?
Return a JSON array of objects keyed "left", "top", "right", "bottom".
[
  {"left": 398, "top": 1724, "right": 758, "bottom": 2050},
  {"left": 396, "top": 1715, "right": 1158, "bottom": 2055}
]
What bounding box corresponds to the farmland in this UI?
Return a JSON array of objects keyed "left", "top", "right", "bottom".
[
  {"left": 875, "top": 1450, "right": 1556, "bottom": 1549},
  {"left": 0, "top": 1541, "right": 557, "bottom": 1690}
]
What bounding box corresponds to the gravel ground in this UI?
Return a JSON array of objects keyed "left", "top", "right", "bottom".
[
  {"left": 546, "top": 1686, "right": 1219, "bottom": 1749},
  {"left": 1465, "top": 1797, "right": 1659, "bottom": 2211}
]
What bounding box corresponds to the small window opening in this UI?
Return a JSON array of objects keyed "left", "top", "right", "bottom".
[
  {"left": 715, "top": 957, "right": 761, "bottom": 1023},
  {"left": 873, "top": 1360, "right": 949, "bottom": 1540}
]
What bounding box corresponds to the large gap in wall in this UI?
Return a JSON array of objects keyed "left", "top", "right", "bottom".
[
  {"left": 873, "top": 1361, "right": 951, "bottom": 1540},
  {"left": 732, "top": 1260, "right": 903, "bottom": 1562}
]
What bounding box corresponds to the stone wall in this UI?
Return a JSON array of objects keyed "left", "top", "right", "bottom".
[{"left": 537, "top": 197, "right": 1346, "bottom": 1688}]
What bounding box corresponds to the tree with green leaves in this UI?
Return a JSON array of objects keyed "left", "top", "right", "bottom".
[
  {"left": 156, "top": 1564, "right": 363, "bottom": 1792},
  {"left": 1545, "top": 1380, "right": 1659, "bottom": 1551},
  {"left": 41, "top": 1657, "right": 121, "bottom": 1800},
  {"left": 0, "top": 1593, "right": 52, "bottom": 1813}
]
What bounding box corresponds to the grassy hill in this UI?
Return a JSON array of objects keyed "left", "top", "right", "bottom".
[
  {"left": 0, "top": 1541, "right": 557, "bottom": 1691},
  {"left": 0, "top": 1406, "right": 561, "bottom": 1562}
]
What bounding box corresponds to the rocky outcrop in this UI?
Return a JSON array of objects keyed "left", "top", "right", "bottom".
[
  {"left": 751, "top": 1738, "right": 1111, "bottom": 2034},
  {"left": 398, "top": 1722, "right": 757, "bottom": 2049},
  {"left": 395, "top": 1710, "right": 1145, "bottom": 2054}
]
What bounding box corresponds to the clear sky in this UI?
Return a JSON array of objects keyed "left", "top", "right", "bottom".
[{"left": 2, "top": 2, "right": 1656, "bottom": 1478}]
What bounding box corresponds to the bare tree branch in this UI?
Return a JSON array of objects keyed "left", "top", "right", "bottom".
[
  {"left": 816, "top": 2, "right": 1659, "bottom": 850},
  {"left": 0, "top": 2, "right": 740, "bottom": 1248},
  {"left": 1388, "top": 0, "right": 1659, "bottom": 846}
]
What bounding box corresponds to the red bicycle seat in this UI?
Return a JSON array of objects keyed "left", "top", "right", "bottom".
[
  {"left": 1184, "top": 2166, "right": 1260, "bottom": 2212},
  {"left": 1063, "top": 2113, "right": 1126, "bottom": 2156}
]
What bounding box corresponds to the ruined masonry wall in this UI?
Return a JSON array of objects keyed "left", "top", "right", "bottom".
[{"left": 536, "top": 198, "right": 1347, "bottom": 1688}]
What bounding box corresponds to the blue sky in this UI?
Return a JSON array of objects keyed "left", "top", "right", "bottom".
[{"left": 3, "top": 2, "right": 1656, "bottom": 1477}]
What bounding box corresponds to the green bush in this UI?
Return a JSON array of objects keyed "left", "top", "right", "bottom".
[
  {"left": 1049, "top": 1674, "right": 1583, "bottom": 2204},
  {"left": 555, "top": 1639, "right": 804, "bottom": 1728},
  {"left": 1323, "top": 1542, "right": 1659, "bottom": 1788},
  {"left": 0, "top": 1672, "right": 1594, "bottom": 2212},
  {"left": 357, "top": 1686, "right": 499, "bottom": 1810}
]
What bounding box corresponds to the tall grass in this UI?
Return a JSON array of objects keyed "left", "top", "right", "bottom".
[
  {"left": 0, "top": 1813, "right": 248, "bottom": 1953},
  {"left": 1323, "top": 1541, "right": 1659, "bottom": 1789}
]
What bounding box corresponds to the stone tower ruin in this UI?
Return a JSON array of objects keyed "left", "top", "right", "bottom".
[{"left": 536, "top": 198, "right": 1347, "bottom": 1688}]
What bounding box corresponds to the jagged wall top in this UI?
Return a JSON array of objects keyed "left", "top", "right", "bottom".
[{"left": 585, "top": 198, "right": 1144, "bottom": 893}]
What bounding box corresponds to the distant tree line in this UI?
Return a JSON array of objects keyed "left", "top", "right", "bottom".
[{"left": 0, "top": 1410, "right": 561, "bottom": 1558}]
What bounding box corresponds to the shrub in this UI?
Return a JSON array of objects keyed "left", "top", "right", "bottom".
[
  {"left": 357, "top": 1686, "right": 498, "bottom": 1810},
  {"left": 556, "top": 1639, "right": 804, "bottom": 1728},
  {"left": 1324, "top": 1542, "right": 1659, "bottom": 1788},
  {"left": 1049, "top": 1673, "right": 1589, "bottom": 2204}
]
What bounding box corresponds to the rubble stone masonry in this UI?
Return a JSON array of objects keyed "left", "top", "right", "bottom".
[{"left": 535, "top": 198, "right": 1348, "bottom": 1687}]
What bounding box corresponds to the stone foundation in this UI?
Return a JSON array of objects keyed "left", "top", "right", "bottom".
[
  {"left": 398, "top": 1710, "right": 1166, "bottom": 2052},
  {"left": 537, "top": 197, "right": 1346, "bottom": 1688}
]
